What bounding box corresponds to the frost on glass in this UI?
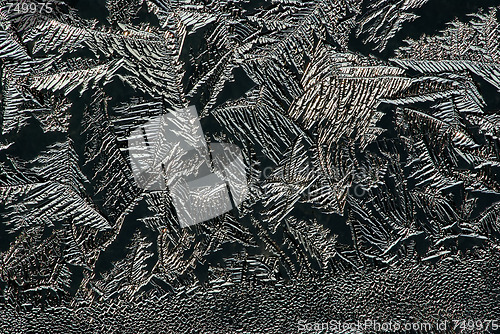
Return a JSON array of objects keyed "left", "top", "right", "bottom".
[{"left": 1, "top": 0, "right": 500, "bottom": 333}]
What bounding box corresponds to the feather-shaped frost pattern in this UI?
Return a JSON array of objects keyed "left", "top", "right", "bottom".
[{"left": 1, "top": 0, "right": 500, "bottom": 330}]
